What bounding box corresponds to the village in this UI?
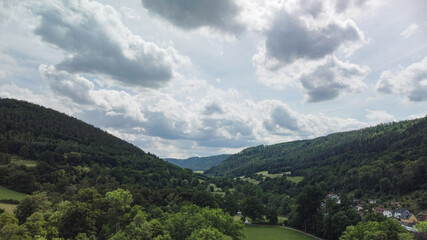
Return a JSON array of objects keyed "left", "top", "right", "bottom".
[{"left": 326, "top": 193, "right": 427, "bottom": 232}]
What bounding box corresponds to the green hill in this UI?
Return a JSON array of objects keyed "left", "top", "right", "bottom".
[
  {"left": 165, "top": 154, "right": 230, "bottom": 171},
  {"left": 205, "top": 117, "right": 427, "bottom": 197},
  {"left": 0, "top": 98, "right": 196, "bottom": 194}
]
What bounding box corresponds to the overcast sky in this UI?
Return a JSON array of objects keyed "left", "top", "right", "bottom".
[{"left": 1, "top": 0, "right": 426, "bottom": 158}]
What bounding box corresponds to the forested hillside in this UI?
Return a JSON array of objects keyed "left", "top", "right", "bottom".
[
  {"left": 0, "top": 98, "right": 199, "bottom": 194},
  {"left": 0, "top": 98, "right": 246, "bottom": 239},
  {"left": 165, "top": 154, "right": 230, "bottom": 171},
  {"left": 206, "top": 117, "right": 427, "bottom": 198}
]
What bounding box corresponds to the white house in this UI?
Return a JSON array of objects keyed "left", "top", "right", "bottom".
[{"left": 383, "top": 210, "right": 392, "bottom": 218}]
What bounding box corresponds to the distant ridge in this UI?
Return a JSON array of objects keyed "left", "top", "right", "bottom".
[{"left": 165, "top": 154, "right": 231, "bottom": 171}]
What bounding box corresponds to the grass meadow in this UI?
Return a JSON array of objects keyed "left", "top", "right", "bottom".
[
  {"left": 0, "top": 186, "right": 27, "bottom": 201},
  {"left": 246, "top": 225, "right": 317, "bottom": 240}
]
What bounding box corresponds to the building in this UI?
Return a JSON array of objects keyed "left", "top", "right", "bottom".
[
  {"left": 394, "top": 208, "right": 411, "bottom": 220},
  {"left": 383, "top": 210, "right": 393, "bottom": 218},
  {"left": 374, "top": 207, "right": 386, "bottom": 214},
  {"left": 416, "top": 211, "right": 427, "bottom": 222},
  {"left": 326, "top": 193, "right": 341, "bottom": 204},
  {"left": 401, "top": 214, "right": 418, "bottom": 226}
]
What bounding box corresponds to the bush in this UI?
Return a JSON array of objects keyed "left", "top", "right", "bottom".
[{"left": 0, "top": 199, "right": 20, "bottom": 204}]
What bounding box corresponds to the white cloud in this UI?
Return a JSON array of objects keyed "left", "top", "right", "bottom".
[
  {"left": 401, "top": 23, "right": 420, "bottom": 38},
  {"left": 32, "top": 0, "right": 188, "bottom": 89},
  {"left": 39, "top": 64, "right": 94, "bottom": 105},
  {"left": 0, "top": 84, "right": 80, "bottom": 115},
  {"left": 0, "top": 52, "right": 16, "bottom": 80},
  {"left": 39, "top": 64, "right": 147, "bottom": 121},
  {"left": 252, "top": 0, "right": 368, "bottom": 102},
  {"left": 365, "top": 110, "right": 395, "bottom": 124},
  {"left": 376, "top": 56, "right": 427, "bottom": 101},
  {"left": 254, "top": 54, "right": 369, "bottom": 102}
]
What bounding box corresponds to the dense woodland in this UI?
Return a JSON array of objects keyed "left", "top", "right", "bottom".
[
  {"left": 0, "top": 98, "right": 426, "bottom": 240},
  {"left": 206, "top": 117, "right": 427, "bottom": 201}
]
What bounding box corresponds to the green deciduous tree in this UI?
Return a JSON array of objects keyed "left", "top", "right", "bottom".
[
  {"left": 295, "top": 185, "right": 323, "bottom": 233},
  {"left": 241, "top": 197, "right": 264, "bottom": 222},
  {"left": 187, "top": 227, "right": 233, "bottom": 240},
  {"left": 106, "top": 188, "right": 133, "bottom": 232},
  {"left": 340, "top": 219, "right": 406, "bottom": 240}
]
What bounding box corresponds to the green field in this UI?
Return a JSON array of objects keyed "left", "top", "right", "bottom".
[
  {"left": 256, "top": 171, "right": 284, "bottom": 179},
  {"left": 0, "top": 185, "right": 27, "bottom": 201},
  {"left": 0, "top": 203, "right": 17, "bottom": 213},
  {"left": 246, "top": 225, "right": 317, "bottom": 240},
  {"left": 238, "top": 176, "right": 261, "bottom": 185},
  {"left": 11, "top": 157, "right": 37, "bottom": 167},
  {"left": 287, "top": 176, "right": 304, "bottom": 183}
]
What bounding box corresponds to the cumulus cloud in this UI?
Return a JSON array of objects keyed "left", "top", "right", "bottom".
[
  {"left": 39, "top": 64, "right": 147, "bottom": 121},
  {"left": 0, "top": 84, "right": 81, "bottom": 115},
  {"left": 203, "top": 102, "right": 224, "bottom": 115},
  {"left": 33, "top": 0, "right": 187, "bottom": 88},
  {"left": 376, "top": 56, "right": 427, "bottom": 101},
  {"left": 263, "top": 105, "right": 300, "bottom": 133},
  {"left": 39, "top": 64, "right": 94, "bottom": 105},
  {"left": 141, "top": 0, "right": 245, "bottom": 35},
  {"left": 300, "top": 56, "right": 368, "bottom": 102},
  {"left": 254, "top": 54, "right": 369, "bottom": 102},
  {"left": 366, "top": 110, "right": 395, "bottom": 124},
  {"left": 252, "top": 0, "right": 368, "bottom": 102},
  {"left": 400, "top": 23, "right": 420, "bottom": 38},
  {"left": 265, "top": 10, "right": 362, "bottom": 64},
  {"left": 259, "top": 99, "right": 366, "bottom": 139}
]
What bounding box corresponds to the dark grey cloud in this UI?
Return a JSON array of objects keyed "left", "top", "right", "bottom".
[
  {"left": 300, "top": 56, "right": 368, "bottom": 102},
  {"left": 203, "top": 102, "right": 224, "bottom": 115},
  {"left": 376, "top": 57, "right": 427, "bottom": 102},
  {"left": 141, "top": 0, "right": 244, "bottom": 34},
  {"left": 265, "top": 10, "right": 361, "bottom": 64},
  {"left": 33, "top": 0, "right": 182, "bottom": 88},
  {"left": 264, "top": 105, "right": 299, "bottom": 133}
]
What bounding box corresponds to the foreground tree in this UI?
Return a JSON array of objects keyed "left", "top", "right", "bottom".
[
  {"left": 340, "top": 218, "right": 406, "bottom": 240},
  {"left": 163, "top": 204, "right": 245, "bottom": 240}
]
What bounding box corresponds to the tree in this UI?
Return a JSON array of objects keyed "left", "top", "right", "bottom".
[
  {"left": 340, "top": 219, "right": 406, "bottom": 240},
  {"left": 188, "top": 227, "right": 233, "bottom": 240},
  {"left": 265, "top": 207, "right": 278, "bottom": 225},
  {"left": 106, "top": 188, "right": 133, "bottom": 232},
  {"left": 14, "top": 193, "right": 50, "bottom": 224},
  {"left": 163, "top": 204, "right": 245, "bottom": 240},
  {"left": 379, "top": 178, "right": 392, "bottom": 194},
  {"left": 221, "top": 192, "right": 239, "bottom": 215},
  {"left": 0, "top": 212, "right": 30, "bottom": 240},
  {"left": 414, "top": 221, "right": 427, "bottom": 240},
  {"left": 295, "top": 185, "right": 323, "bottom": 232},
  {"left": 241, "top": 197, "right": 264, "bottom": 222},
  {"left": 23, "top": 211, "right": 47, "bottom": 238}
]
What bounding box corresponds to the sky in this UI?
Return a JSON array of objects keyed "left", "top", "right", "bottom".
[{"left": 0, "top": 0, "right": 426, "bottom": 159}]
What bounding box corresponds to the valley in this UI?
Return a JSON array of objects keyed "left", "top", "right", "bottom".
[{"left": 0, "top": 98, "right": 425, "bottom": 240}]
